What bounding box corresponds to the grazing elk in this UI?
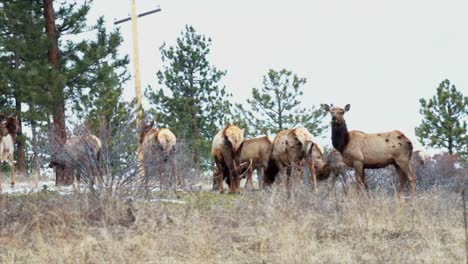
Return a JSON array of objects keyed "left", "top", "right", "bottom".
[
  {"left": 322, "top": 104, "right": 415, "bottom": 197},
  {"left": 240, "top": 136, "right": 274, "bottom": 190},
  {"left": 411, "top": 150, "right": 430, "bottom": 180},
  {"left": 211, "top": 125, "right": 244, "bottom": 193},
  {"left": 140, "top": 121, "right": 178, "bottom": 191},
  {"left": 412, "top": 150, "right": 430, "bottom": 167},
  {"left": 271, "top": 127, "right": 318, "bottom": 192},
  {"left": 0, "top": 113, "right": 19, "bottom": 191},
  {"left": 49, "top": 134, "right": 103, "bottom": 190},
  {"left": 316, "top": 149, "right": 350, "bottom": 193},
  {"left": 212, "top": 135, "right": 273, "bottom": 191}
]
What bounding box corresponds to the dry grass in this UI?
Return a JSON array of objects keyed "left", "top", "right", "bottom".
[{"left": 0, "top": 185, "right": 465, "bottom": 264}]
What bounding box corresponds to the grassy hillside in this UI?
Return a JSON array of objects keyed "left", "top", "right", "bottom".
[{"left": 0, "top": 186, "right": 466, "bottom": 263}]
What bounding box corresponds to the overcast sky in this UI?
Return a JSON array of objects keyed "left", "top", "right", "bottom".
[{"left": 88, "top": 0, "right": 468, "bottom": 153}]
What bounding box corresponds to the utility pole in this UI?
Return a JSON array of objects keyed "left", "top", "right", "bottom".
[
  {"left": 115, "top": 0, "right": 161, "bottom": 128},
  {"left": 114, "top": 1, "right": 161, "bottom": 180}
]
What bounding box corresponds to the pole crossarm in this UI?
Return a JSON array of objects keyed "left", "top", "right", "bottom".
[{"left": 114, "top": 7, "right": 161, "bottom": 25}]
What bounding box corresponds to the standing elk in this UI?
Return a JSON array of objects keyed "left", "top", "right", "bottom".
[
  {"left": 140, "top": 121, "right": 178, "bottom": 191},
  {"left": 212, "top": 135, "right": 272, "bottom": 191},
  {"left": 322, "top": 104, "right": 415, "bottom": 197},
  {"left": 271, "top": 127, "right": 318, "bottom": 193},
  {"left": 211, "top": 125, "right": 244, "bottom": 193},
  {"left": 0, "top": 113, "right": 19, "bottom": 191},
  {"left": 49, "top": 133, "right": 103, "bottom": 190}
]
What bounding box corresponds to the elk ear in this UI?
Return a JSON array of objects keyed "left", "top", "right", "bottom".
[
  {"left": 344, "top": 104, "right": 351, "bottom": 112},
  {"left": 321, "top": 104, "right": 332, "bottom": 112}
]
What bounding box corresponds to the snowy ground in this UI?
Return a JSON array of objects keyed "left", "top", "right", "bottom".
[
  {"left": 1, "top": 179, "right": 188, "bottom": 204},
  {"left": 1, "top": 180, "right": 72, "bottom": 195}
]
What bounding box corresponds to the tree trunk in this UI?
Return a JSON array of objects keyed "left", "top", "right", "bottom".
[
  {"left": 13, "top": 52, "right": 26, "bottom": 179},
  {"left": 448, "top": 137, "right": 453, "bottom": 155},
  {"left": 31, "top": 119, "right": 40, "bottom": 187},
  {"left": 43, "top": 0, "right": 70, "bottom": 185},
  {"left": 191, "top": 104, "right": 200, "bottom": 168},
  {"left": 14, "top": 103, "right": 26, "bottom": 179}
]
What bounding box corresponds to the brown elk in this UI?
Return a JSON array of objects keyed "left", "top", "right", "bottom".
[
  {"left": 412, "top": 150, "right": 430, "bottom": 167},
  {"left": 213, "top": 135, "right": 272, "bottom": 191},
  {"left": 49, "top": 134, "right": 103, "bottom": 190},
  {"left": 271, "top": 127, "right": 318, "bottom": 192},
  {"left": 316, "top": 149, "right": 349, "bottom": 193},
  {"left": 140, "top": 121, "right": 178, "bottom": 191},
  {"left": 322, "top": 104, "right": 415, "bottom": 197},
  {"left": 0, "top": 113, "right": 19, "bottom": 191},
  {"left": 240, "top": 136, "right": 274, "bottom": 190},
  {"left": 211, "top": 125, "right": 244, "bottom": 193}
]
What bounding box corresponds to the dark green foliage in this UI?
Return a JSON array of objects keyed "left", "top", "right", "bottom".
[
  {"left": 0, "top": 0, "right": 130, "bottom": 175},
  {"left": 0, "top": 0, "right": 48, "bottom": 113},
  {"left": 235, "top": 69, "right": 327, "bottom": 137},
  {"left": 146, "top": 25, "right": 231, "bottom": 167},
  {"left": 415, "top": 79, "right": 467, "bottom": 159}
]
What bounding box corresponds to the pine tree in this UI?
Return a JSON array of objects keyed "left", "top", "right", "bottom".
[
  {"left": 0, "top": 0, "right": 49, "bottom": 178},
  {"left": 45, "top": 1, "right": 128, "bottom": 184},
  {"left": 0, "top": 0, "right": 129, "bottom": 184},
  {"left": 235, "top": 69, "right": 327, "bottom": 137},
  {"left": 415, "top": 79, "right": 467, "bottom": 158},
  {"left": 146, "top": 25, "right": 231, "bottom": 167}
]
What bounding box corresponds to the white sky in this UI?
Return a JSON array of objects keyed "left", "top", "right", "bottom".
[{"left": 88, "top": 0, "right": 468, "bottom": 154}]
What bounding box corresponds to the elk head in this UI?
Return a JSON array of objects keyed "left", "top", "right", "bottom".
[
  {"left": 322, "top": 104, "right": 350, "bottom": 127},
  {"left": 140, "top": 120, "right": 155, "bottom": 144}
]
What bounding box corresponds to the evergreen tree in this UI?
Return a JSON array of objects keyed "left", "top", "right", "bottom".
[
  {"left": 0, "top": 0, "right": 129, "bottom": 184},
  {"left": 235, "top": 69, "right": 326, "bottom": 137},
  {"left": 146, "top": 25, "right": 231, "bottom": 167},
  {"left": 0, "top": 0, "right": 49, "bottom": 178},
  {"left": 49, "top": 1, "right": 129, "bottom": 184},
  {"left": 415, "top": 79, "right": 467, "bottom": 158}
]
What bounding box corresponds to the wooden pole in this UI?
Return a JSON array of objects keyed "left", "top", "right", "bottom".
[
  {"left": 131, "top": 0, "right": 143, "bottom": 127},
  {"left": 130, "top": 0, "right": 145, "bottom": 180}
]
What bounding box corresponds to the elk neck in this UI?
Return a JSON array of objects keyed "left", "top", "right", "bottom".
[{"left": 331, "top": 121, "right": 349, "bottom": 153}]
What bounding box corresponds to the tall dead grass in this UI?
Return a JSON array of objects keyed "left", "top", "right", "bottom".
[{"left": 0, "top": 186, "right": 465, "bottom": 264}]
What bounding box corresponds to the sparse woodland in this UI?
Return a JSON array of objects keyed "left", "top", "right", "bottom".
[{"left": 0, "top": 1, "right": 467, "bottom": 263}]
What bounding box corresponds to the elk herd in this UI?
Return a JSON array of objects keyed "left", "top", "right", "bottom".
[
  {"left": 0, "top": 104, "right": 422, "bottom": 197},
  {"left": 211, "top": 104, "right": 417, "bottom": 197}
]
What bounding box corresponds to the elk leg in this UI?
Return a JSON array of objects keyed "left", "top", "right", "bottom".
[
  {"left": 74, "top": 171, "right": 81, "bottom": 193},
  {"left": 339, "top": 173, "right": 348, "bottom": 195},
  {"left": 222, "top": 151, "right": 240, "bottom": 194},
  {"left": 296, "top": 164, "right": 303, "bottom": 187},
  {"left": 96, "top": 161, "right": 104, "bottom": 189},
  {"left": 278, "top": 163, "right": 287, "bottom": 191},
  {"left": 400, "top": 161, "right": 415, "bottom": 198},
  {"left": 258, "top": 167, "right": 264, "bottom": 190},
  {"left": 394, "top": 164, "right": 407, "bottom": 197},
  {"left": 226, "top": 163, "right": 239, "bottom": 194},
  {"left": 244, "top": 168, "right": 254, "bottom": 190},
  {"left": 287, "top": 166, "right": 293, "bottom": 196},
  {"left": 353, "top": 161, "right": 365, "bottom": 192},
  {"left": 362, "top": 170, "right": 369, "bottom": 190},
  {"left": 213, "top": 162, "right": 222, "bottom": 192},
  {"left": 327, "top": 171, "right": 335, "bottom": 191},
  {"left": 395, "top": 161, "right": 415, "bottom": 198},
  {"left": 305, "top": 156, "right": 317, "bottom": 193}
]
